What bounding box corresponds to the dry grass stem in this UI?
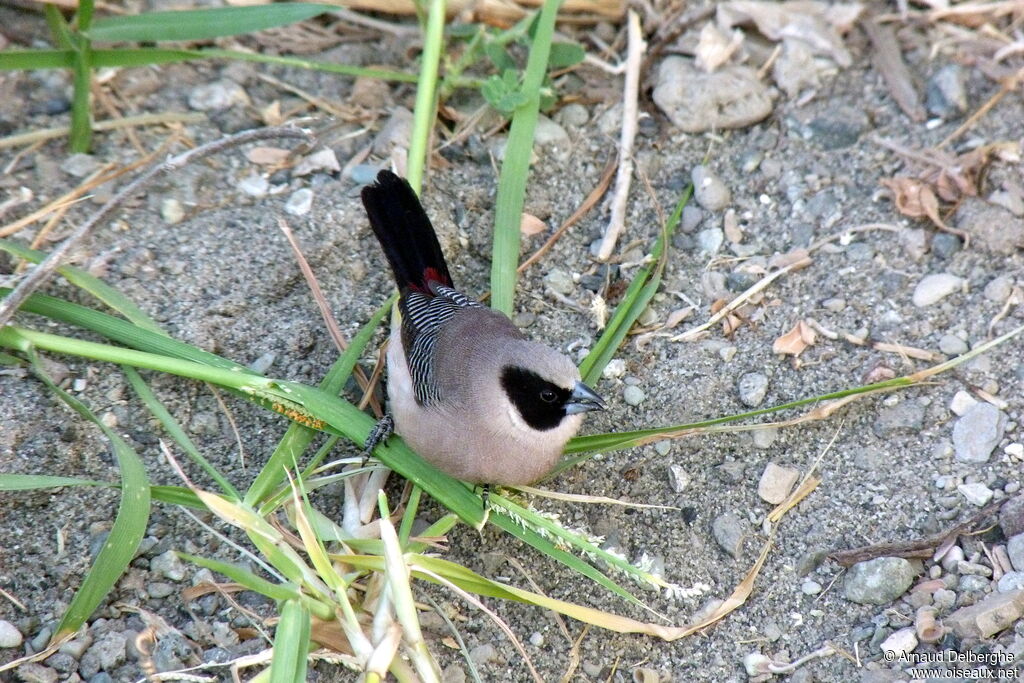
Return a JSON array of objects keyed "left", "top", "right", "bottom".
[
  {"left": 0, "top": 112, "right": 205, "bottom": 150},
  {"left": 597, "top": 10, "right": 645, "bottom": 261}
]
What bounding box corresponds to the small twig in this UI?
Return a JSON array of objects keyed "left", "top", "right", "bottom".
[
  {"left": 277, "top": 218, "right": 381, "bottom": 416},
  {"left": 671, "top": 257, "right": 813, "bottom": 342},
  {"left": 861, "top": 18, "right": 925, "bottom": 121},
  {"left": 0, "top": 125, "right": 313, "bottom": 331},
  {"left": 768, "top": 645, "right": 836, "bottom": 674},
  {"left": 939, "top": 66, "right": 1024, "bottom": 148},
  {"left": 597, "top": 10, "right": 645, "bottom": 261},
  {"left": 517, "top": 154, "right": 618, "bottom": 273},
  {"left": 828, "top": 500, "right": 1001, "bottom": 566},
  {"left": 0, "top": 111, "right": 205, "bottom": 150}
]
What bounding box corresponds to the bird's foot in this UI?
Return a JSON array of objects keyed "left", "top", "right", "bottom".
[
  {"left": 475, "top": 484, "right": 491, "bottom": 512},
  {"left": 361, "top": 414, "right": 394, "bottom": 467}
]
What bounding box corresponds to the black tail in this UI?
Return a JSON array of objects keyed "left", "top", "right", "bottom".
[{"left": 361, "top": 170, "right": 453, "bottom": 293}]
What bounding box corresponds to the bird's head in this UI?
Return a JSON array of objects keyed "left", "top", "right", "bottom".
[{"left": 498, "top": 342, "right": 605, "bottom": 432}]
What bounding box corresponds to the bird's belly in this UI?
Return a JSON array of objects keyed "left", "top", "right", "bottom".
[{"left": 386, "top": 331, "right": 563, "bottom": 485}]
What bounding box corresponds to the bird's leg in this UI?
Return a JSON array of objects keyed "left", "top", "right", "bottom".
[
  {"left": 475, "top": 484, "right": 491, "bottom": 512},
  {"left": 361, "top": 414, "right": 394, "bottom": 467}
]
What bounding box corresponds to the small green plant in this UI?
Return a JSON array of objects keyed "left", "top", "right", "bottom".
[{"left": 0, "top": 0, "right": 415, "bottom": 152}]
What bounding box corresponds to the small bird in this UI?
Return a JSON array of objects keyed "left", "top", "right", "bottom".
[{"left": 361, "top": 170, "right": 605, "bottom": 486}]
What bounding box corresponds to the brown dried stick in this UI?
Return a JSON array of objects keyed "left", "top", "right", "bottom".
[
  {"left": 0, "top": 125, "right": 314, "bottom": 331},
  {"left": 829, "top": 500, "right": 1001, "bottom": 566}
]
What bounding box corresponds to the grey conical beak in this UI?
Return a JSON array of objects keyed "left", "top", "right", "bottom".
[{"left": 565, "top": 381, "right": 605, "bottom": 415}]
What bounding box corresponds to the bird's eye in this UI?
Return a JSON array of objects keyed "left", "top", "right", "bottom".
[{"left": 539, "top": 389, "right": 558, "bottom": 403}]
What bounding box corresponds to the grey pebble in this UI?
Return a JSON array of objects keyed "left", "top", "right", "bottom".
[
  {"left": 147, "top": 582, "right": 176, "bottom": 599},
  {"left": 555, "top": 103, "right": 589, "bottom": 128},
  {"left": 873, "top": 401, "right": 925, "bottom": 437},
  {"left": 953, "top": 402, "right": 1008, "bottom": 463},
  {"left": 1004, "top": 496, "right": 1024, "bottom": 537},
  {"left": 151, "top": 550, "right": 187, "bottom": 582},
  {"left": 348, "top": 164, "right": 382, "bottom": 185},
  {"left": 931, "top": 232, "right": 962, "bottom": 259},
  {"left": 667, "top": 465, "right": 690, "bottom": 493},
  {"left": 652, "top": 58, "right": 771, "bottom": 133},
  {"left": 0, "top": 620, "right": 23, "bottom": 649},
  {"left": 61, "top": 153, "right": 101, "bottom": 178},
  {"left": 932, "top": 588, "right": 957, "bottom": 612},
  {"left": 533, "top": 115, "right": 569, "bottom": 148},
  {"left": 801, "top": 579, "right": 822, "bottom": 595},
  {"left": 757, "top": 463, "right": 799, "bottom": 504},
  {"left": 151, "top": 631, "right": 196, "bottom": 673},
  {"left": 696, "top": 228, "right": 724, "bottom": 254},
  {"left": 692, "top": 165, "right": 732, "bottom": 211},
  {"left": 681, "top": 205, "right": 704, "bottom": 233},
  {"left": 737, "top": 372, "right": 769, "bottom": 407},
  {"left": 248, "top": 352, "right": 276, "bottom": 375},
  {"left": 957, "top": 561, "right": 992, "bottom": 577},
  {"left": 711, "top": 511, "right": 746, "bottom": 559},
  {"left": 1008, "top": 534, "right": 1024, "bottom": 572},
  {"left": 843, "top": 557, "right": 917, "bottom": 605},
  {"left": 912, "top": 273, "right": 964, "bottom": 307},
  {"left": 957, "top": 482, "right": 993, "bottom": 507},
  {"left": 999, "top": 572, "right": 1024, "bottom": 592},
  {"left": 654, "top": 440, "right": 671, "bottom": 456},
  {"left": 958, "top": 574, "right": 990, "bottom": 593},
  {"left": 88, "top": 631, "right": 127, "bottom": 671},
  {"left": 284, "top": 188, "right": 313, "bottom": 216},
  {"left": 15, "top": 663, "right": 58, "bottom": 682},
  {"left": 237, "top": 174, "right": 269, "bottom": 198},
  {"left": 543, "top": 269, "right": 574, "bottom": 295},
  {"left": 822, "top": 297, "right": 846, "bottom": 312},
  {"left": 189, "top": 411, "right": 219, "bottom": 436},
  {"left": 188, "top": 80, "right": 249, "bottom": 111},
  {"left": 528, "top": 631, "right": 544, "bottom": 647},
  {"left": 751, "top": 427, "right": 778, "bottom": 449},
  {"left": 926, "top": 64, "right": 968, "bottom": 118},
  {"left": 469, "top": 643, "right": 500, "bottom": 667},
  {"left": 984, "top": 275, "right": 1014, "bottom": 303},
  {"left": 89, "top": 673, "right": 114, "bottom": 683},
  {"left": 512, "top": 312, "right": 535, "bottom": 328},
  {"left": 623, "top": 385, "right": 646, "bottom": 406},
  {"left": 806, "top": 107, "right": 869, "bottom": 149},
  {"left": 938, "top": 334, "right": 969, "bottom": 356},
  {"left": 160, "top": 198, "right": 185, "bottom": 225}
]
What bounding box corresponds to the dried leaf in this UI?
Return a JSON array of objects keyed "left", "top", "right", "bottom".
[
  {"left": 664, "top": 306, "right": 694, "bottom": 329},
  {"left": 260, "top": 100, "right": 284, "bottom": 126},
  {"left": 880, "top": 177, "right": 950, "bottom": 231},
  {"left": 773, "top": 320, "right": 816, "bottom": 356},
  {"left": 246, "top": 146, "right": 291, "bottom": 165},
  {"left": 520, "top": 213, "right": 547, "bottom": 236}
]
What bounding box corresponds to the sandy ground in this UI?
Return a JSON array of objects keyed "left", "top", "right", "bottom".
[{"left": 2, "top": 3, "right": 1024, "bottom": 681}]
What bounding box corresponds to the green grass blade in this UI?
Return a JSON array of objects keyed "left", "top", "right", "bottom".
[
  {"left": 406, "top": 0, "right": 446, "bottom": 194},
  {"left": 492, "top": 492, "right": 666, "bottom": 589},
  {"left": 93, "top": 47, "right": 417, "bottom": 82},
  {"left": 3, "top": 288, "right": 243, "bottom": 370},
  {"left": 152, "top": 485, "right": 204, "bottom": 508},
  {"left": 25, "top": 351, "right": 151, "bottom": 642},
  {"left": 0, "top": 240, "right": 167, "bottom": 335},
  {"left": 269, "top": 600, "right": 311, "bottom": 683},
  {"left": 0, "top": 474, "right": 107, "bottom": 490},
  {"left": 88, "top": 4, "right": 336, "bottom": 43},
  {"left": 69, "top": 36, "right": 93, "bottom": 153},
  {"left": 488, "top": 500, "right": 652, "bottom": 610},
  {"left": 0, "top": 46, "right": 416, "bottom": 82},
  {"left": 74, "top": 0, "right": 95, "bottom": 32},
  {"left": 44, "top": 5, "right": 74, "bottom": 49},
  {"left": 0, "top": 50, "right": 76, "bottom": 70},
  {"left": 245, "top": 294, "right": 395, "bottom": 506},
  {"left": 123, "top": 366, "right": 241, "bottom": 499},
  {"left": 489, "top": 0, "right": 562, "bottom": 315},
  {"left": 577, "top": 188, "right": 689, "bottom": 385},
  {"left": 179, "top": 552, "right": 301, "bottom": 602}
]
